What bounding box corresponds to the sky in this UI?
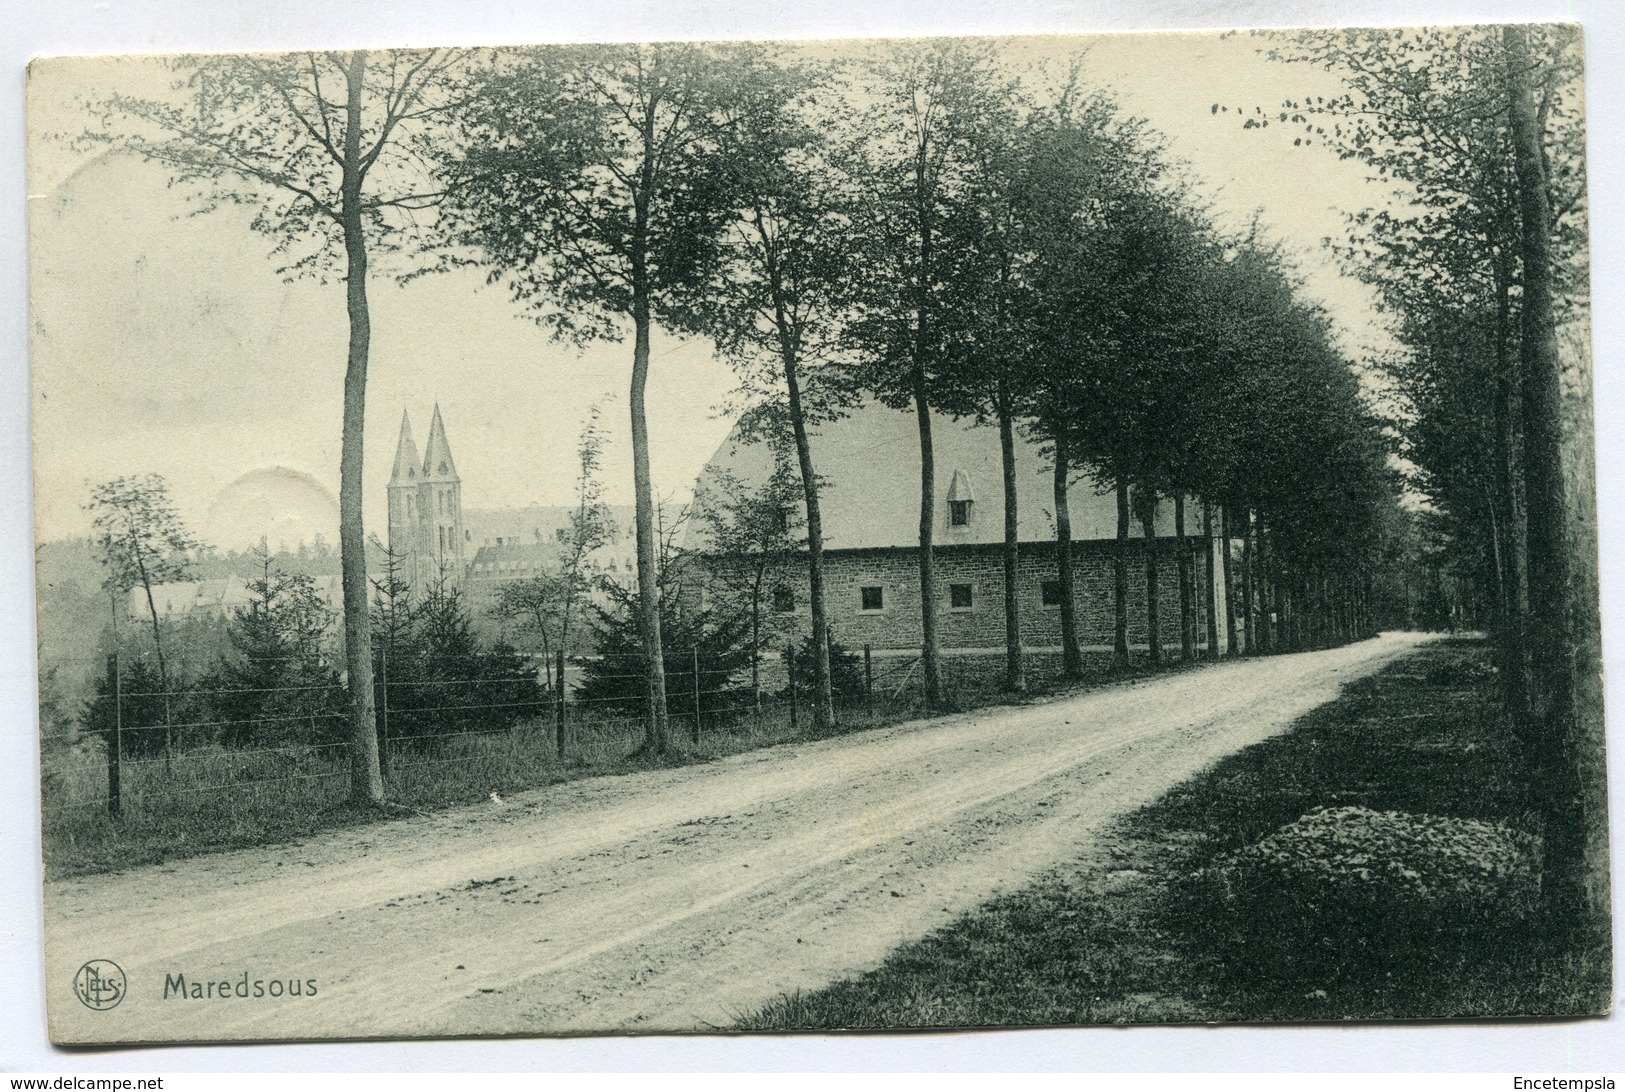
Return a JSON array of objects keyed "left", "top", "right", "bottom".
[{"left": 28, "top": 31, "right": 1395, "bottom": 551}]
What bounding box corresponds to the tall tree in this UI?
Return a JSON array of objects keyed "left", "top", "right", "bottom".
[
  {"left": 934, "top": 76, "right": 1141, "bottom": 690},
  {"left": 1257, "top": 25, "right": 1595, "bottom": 924},
  {"left": 558, "top": 404, "right": 615, "bottom": 661},
  {"left": 490, "top": 410, "right": 612, "bottom": 688},
  {"left": 1504, "top": 22, "right": 1583, "bottom": 927},
  {"left": 90, "top": 49, "right": 467, "bottom": 804},
  {"left": 491, "top": 574, "right": 564, "bottom": 688},
  {"left": 843, "top": 41, "right": 1015, "bottom": 709},
  {"left": 1009, "top": 108, "right": 1187, "bottom": 673},
  {"left": 446, "top": 44, "right": 756, "bottom": 754},
  {"left": 696, "top": 461, "right": 805, "bottom": 703},
  {"left": 706, "top": 50, "right": 860, "bottom": 730},
  {"left": 932, "top": 75, "right": 1054, "bottom": 691},
  {"left": 87, "top": 473, "right": 199, "bottom": 756}
]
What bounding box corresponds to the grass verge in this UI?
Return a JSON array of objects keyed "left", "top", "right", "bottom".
[
  {"left": 42, "top": 650, "right": 1196, "bottom": 879},
  {"left": 737, "top": 637, "right": 1611, "bottom": 1026}
]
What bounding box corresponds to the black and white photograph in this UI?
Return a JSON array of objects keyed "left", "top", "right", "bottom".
[{"left": 23, "top": 18, "right": 1611, "bottom": 1047}]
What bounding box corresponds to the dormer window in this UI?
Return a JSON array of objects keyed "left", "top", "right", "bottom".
[
  {"left": 946, "top": 468, "right": 975, "bottom": 528},
  {"left": 438, "top": 461, "right": 449, "bottom": 475}
]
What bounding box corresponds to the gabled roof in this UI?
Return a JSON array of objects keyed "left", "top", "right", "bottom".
[
  {"left": 692, "top": 400, "right": 1206, "bottom": 551},
  {"left": 420, "top": 403, "right": 458, "bottom": 482},
  {"left": 468, "top": 541, "right": 559, "bottom": 578},
  {"left": 390, "top": 411, "right": 422, "bottom": 484},
  {"left": 463, "top": 504, "right": 635, "bottom": 552}
]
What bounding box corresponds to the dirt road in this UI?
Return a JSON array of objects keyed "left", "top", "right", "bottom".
[{"left": 45, "top": 634, "right": 1429, "bottom": 1042}]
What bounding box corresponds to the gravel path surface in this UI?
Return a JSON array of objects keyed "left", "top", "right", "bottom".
[{"left": 46, "top": 633, "right": 1430, "bottom": 1042}]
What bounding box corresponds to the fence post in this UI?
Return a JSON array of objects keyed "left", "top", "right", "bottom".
[
  {"left": 377, "top": 647, "right": 390, "bottom": 780},
  {"left": 786, "top": 643, "right": 798, "bottom": 733},
  {"left": 106, "top": 652, "right": 122, "bottom": 819},
  {"left": 825, "top": 629, "right": 836, "bottom": 730},
  {"left": 691, "top": 646, "right": 702, "bottom": 745},
  {"left": 864, "top": 643, "right": 874, "bottom": 720},
  {"left": 555, "top": 649, "right": 567, "bottom": 761}
]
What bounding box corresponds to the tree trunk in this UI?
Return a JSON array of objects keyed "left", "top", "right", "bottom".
[
  {"left": 913, "top": 371, "right": 943, "bottom": 708},
  {"left": 1139, "top": 491, "right": 1161, "bottom": 664},
  {"left": 1114, "top": 476, "right": 1130, "bottom": 667},
  {"left": 1053, "top": 429, "right": 1082, "bottom": 678},
  {"left": 1221, "top": 505, "right": 1238, "bottom": 655},
  {"left": 1493, "top": 248, "right": 1531, "bottom": 730},
  {"left": 998, "top": 391, "right": 1025, "bottom": 691},
  {"left": 338, "top": 52, "right": 383, "bottom": 805},
  {"left": 629, "top": 100, "right": 669, "bottom": 754},
  {"left": 1255, "top": 512, "right": 1272, "bottom": 654},
  {"left": 750, "top": 577, "right": 762, "bottom": 704},
  {"left": 130, "top": 543, "right": 174, "bottom": 760},
  {"left": 911, "top": 132, "right": 942, "bottom": 710},
  {"left": 1241, "top": 508, "right": 1256, "bottom": 655},
  {"left": 1506, "top": 23, "right": 1586, "bottom": 927},
  {"left": 780, "top": 347, "right": 833, "bottom": 731},
  {"left": 629, "top": 295, "right": 669, "bottom": 753},
  {"left": 540, "top": 625, "right": 553, "bottom": 692},
  {"left": 1176, "top": 495, "right": 1195, "bottom": 661},
  {"left": 1202, "top": 500, "right": 1220, "bottom": 657}
]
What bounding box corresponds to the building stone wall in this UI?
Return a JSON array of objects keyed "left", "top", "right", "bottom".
[{"left": 723, "top": 538, "right": 1219, "bottom": 652}]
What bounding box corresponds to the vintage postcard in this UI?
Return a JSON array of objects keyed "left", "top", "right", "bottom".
[{"left": 29, "top": 26, "right": 1608, "bottom": 1043}]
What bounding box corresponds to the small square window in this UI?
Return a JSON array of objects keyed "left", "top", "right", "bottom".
[
  {"left": 950, "top": 583, "right": 973, "bottom": 609},
  {"left": 772, "top": 585, "right": 795, "bottom": 613},
  {"left": 949, "top": 499, "right": 972, "bottom": 527},
  {"left": 1041, "top": 580, "right": 1064, "bottom": 607},
  {"left": 860, "top": 585, "right": 885, "bottom": 612}
]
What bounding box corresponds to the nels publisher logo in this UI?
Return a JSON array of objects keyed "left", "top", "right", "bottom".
[{"left": 73, "top": 959, "right": 126, "bottom": 1011}]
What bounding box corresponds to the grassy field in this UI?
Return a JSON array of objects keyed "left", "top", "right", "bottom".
[
  {"left": 738, "top": 638, "right": 1612, "bottom": 1027},
  {"left": 41, "top": 649, "right": 1194, "bottom": 879}
]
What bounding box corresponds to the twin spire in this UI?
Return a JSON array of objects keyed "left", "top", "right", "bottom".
[{"left": 389, "top": 404, "right": 459, "bottom": 484}]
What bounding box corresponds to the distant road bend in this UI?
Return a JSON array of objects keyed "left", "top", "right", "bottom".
[{"left": 46, "top": 633, "right": 1430, "bottom": 1042}]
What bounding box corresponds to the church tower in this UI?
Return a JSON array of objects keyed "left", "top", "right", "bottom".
[
  {"left": 386, "top": 405, "right": 465, "bottom": 592},
  {"left": 418, "top": 404, "right": 465, "bottom": 588},
  {"left": 387, "top": 410, "right": 426, "bottom": 590}
]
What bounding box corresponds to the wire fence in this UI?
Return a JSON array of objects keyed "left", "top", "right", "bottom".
[{"left": 41, "top": 641, "right": 1099, "bottom": 847}]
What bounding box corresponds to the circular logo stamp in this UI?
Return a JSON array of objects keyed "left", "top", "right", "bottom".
[{"left": 73, "top": 959, "right": 126, "bottom": 1011}]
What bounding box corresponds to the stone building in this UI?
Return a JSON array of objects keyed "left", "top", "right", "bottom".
[
  {"left": 386, "top": 407, "right": 636, "bottom": 630},
  {"left": 690, "top": 400, "right": 1232, "bottom": 653},
  {"left": 387, "top": 405, "right": 466, "bottom": 592}
]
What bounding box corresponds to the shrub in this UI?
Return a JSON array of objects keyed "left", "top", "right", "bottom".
[
  {"left": 81, "top": 659, "right": 199, "bottom": 759},
  {"left": 1202, "top": 806, "right": 1541, "bottom": 975},
  {"left": 575, "top": 583, "right": 755, "bottom": 724},
  {"left": 785, "top": 631, "right": 866, "bottom": 703}
]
